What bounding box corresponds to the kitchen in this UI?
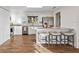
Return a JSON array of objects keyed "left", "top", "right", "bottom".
[
  {"left": 1, "top": 6, "right": 79, "bottom": 53},
  {"left": 10, "top": 6, "right": 75, "bottom": 47},
  {"left": 10, "top": 6, "right": 54, "bottom": 36}
]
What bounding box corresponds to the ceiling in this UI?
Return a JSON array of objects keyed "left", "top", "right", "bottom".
[{"left": 0, "top": 6, "right": 62, "bottom": 13}]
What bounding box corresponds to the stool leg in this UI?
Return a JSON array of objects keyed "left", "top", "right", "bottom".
[
  {"left": 45, "top": 36, "right": 47, "bottom": 44},
  {"left": 68, "top": 35, "right": 74, "bottom": 48},
  {"left": 64, "top": 35, "right": 66, "bottom": 47},
  {"left": 38, "top": 33, "right": 41, "bottom": 45},
  {"left": 67, "top": 36, "right": 70, "bottom": 48},
  {"left": 52, "top": 35, "right": 54, "bottom": 47},
  {"left": 48, "top": 34, "right": 50, "bottom": 47},
  {"left": 60, "top": 35, "right": 61, "bottom": 47},
  {"left": 56, "top": 36, "right": 57, "bottom": 47},
  {"left": 72, "top": 35, "right": 74, "bottom": 48},
  {"left": 65, "top": 35, "right": 68, "bottom": 48},
  {"left": 52, "top": 35, "right": 55, "bottom": 47}
]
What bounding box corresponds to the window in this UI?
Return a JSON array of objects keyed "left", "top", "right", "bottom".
[{"left": 28, "top": 16, "right": 38, "bottom": 24}]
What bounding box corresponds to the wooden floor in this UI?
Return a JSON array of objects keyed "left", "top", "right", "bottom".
[
  {"left": 0, "top": 35, "right": 36, "bottom": 53},
  {"left": 0, "top": 35, "right": 79, "bottom": 53},
  {"left": 40, "top": 44, "right": 79, "bottom": 53}
]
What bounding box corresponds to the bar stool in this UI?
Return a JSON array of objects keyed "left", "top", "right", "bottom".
[
  {"left": 49, "top": 32, "right": 61, "bottom": 47},
  {"left": 62, "top": 32, "right": 74, "bottom": 48},
  {"left": 38, "top": 32, "right": 50, "bottom": 46}
]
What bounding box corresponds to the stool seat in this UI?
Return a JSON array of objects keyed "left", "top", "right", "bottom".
[
  {"left": 63, "top": 32, "right": 74, "bottom": 35},
  {"left": 39, "top": 32, "right": 49, "bottom": 40},
  {"left": 39, "top": 32, "right": 49, "bottom": 36},
  {"left": 50, "top": 32, "right": 61, "bottom": 35}
]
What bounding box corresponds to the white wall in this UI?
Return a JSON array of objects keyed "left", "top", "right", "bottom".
[
  {"left": 10, "top": 11, "right": 53, "bottom": 26},
  {"left": 53, "top": 7, "right": 79, "bottom": 48},
  {"left": 0, "top": 8, "right": 10, "bottom": 45},
  {"left": 10, "top": 12, "right": 22, "bottom": 25}
]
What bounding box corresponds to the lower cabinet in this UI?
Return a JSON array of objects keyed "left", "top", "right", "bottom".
[
  {"left": 14, "top": 26, "right": 22, "bottom": 35},
  {"left": 14, "top": 26, "right": 36, "bottom": 35},
  {"left": 28, "top": 26, "right": 36, "bottom": 35}
]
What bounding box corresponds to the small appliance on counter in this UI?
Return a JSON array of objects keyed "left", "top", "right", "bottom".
[{"left": 43, "top": 23, "right": 48, "bottom": 28}]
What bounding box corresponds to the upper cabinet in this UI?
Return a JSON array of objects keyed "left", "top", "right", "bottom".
[{"left": 42, "top": 17, "right": 54, "bottom": 28}]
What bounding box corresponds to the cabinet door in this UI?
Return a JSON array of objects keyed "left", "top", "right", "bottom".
[
  {"left": 28, "top": 27, "right": 36, "bottom": 35},
  {"left": 14, "top": 26, "right": 22, "bottom": 35}
]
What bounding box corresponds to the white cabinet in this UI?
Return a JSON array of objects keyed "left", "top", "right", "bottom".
[
  {"left": 28, "top": 26, "right": 36, "bottom": 35},
  {"left": 14, "top": 26, "right": 22, "bottom": 35}
]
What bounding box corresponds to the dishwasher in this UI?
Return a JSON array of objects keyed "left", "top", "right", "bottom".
[{"left": 22, "top": 26, "right": 28, "bottom": 35}]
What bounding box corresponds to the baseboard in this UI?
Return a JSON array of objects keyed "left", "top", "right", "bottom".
[{"left": 0, "top": 38, "right": 10, "bottom": 46}]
